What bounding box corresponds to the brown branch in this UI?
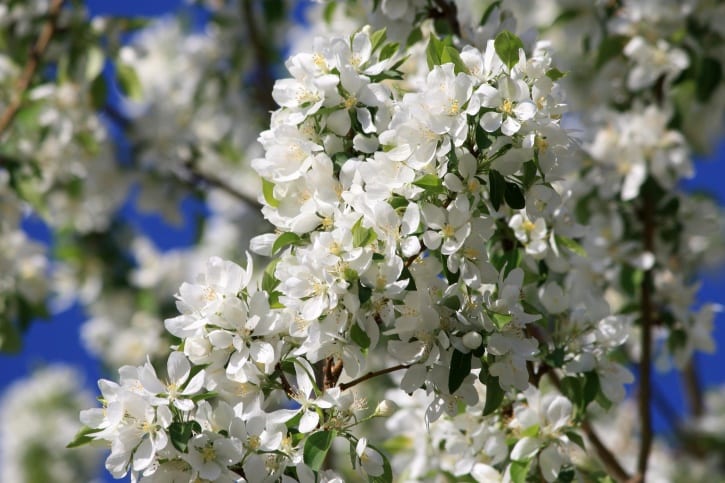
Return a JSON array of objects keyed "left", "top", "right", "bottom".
[
  {"left": 338, "top": 363, "right": 411, "bottom": 391},
  {"left": 275, "top": 363, "right": 295, "bottom": 397},
  {"left": 323, "top": 357, "right": 344, "bottom": 390},
  {"left": 635, "top": 192, "right": 655, "bottom": 480},
  {"left": 682, "top": 358, "right": 704, "bottom": 418},
  {"left": 581, "top": 419, "right": 632, "bottom": 483},
  {"left": 0, "top": 0, "right": 65, "bottom": 141},
  {"left": 240, "top": 0, "right": 277, "bottom": 115},
  {"left": 181, "top": 161, "right": 262, "bottom": 210},
  {"left": 548, "top": 370, "right": 631, "bottom": 482}
]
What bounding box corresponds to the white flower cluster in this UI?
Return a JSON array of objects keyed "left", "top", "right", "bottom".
[
  {"left": 0, "top": 365, "right": 102, "bottom": 483},
  {"left": 78, "top": 23, "right": 643, "bottom": 482}
]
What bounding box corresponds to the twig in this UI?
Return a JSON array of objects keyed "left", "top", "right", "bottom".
[
  {"left": 581, "top": 419, "right": 632, "bottom": 483},
  {"left": 323, "top": 357, "right": 344, "bottom": 389},
  {"left": 682, "top": 358, "right": 704, "bottom": 418},
  {"left": 548, "top": 370, "right": 631, "bottom": 482},
  {"left": 275, "top": 363, "right": 295, "bottom": 397},
  {"left": 338, "top": 363, "right": 411, "bottom": 391},
  {"left": 0, "top": 0, "right": 65, "bottom": 140},
  {"left": 635, "top": 192, "right": 655, "bottom": 480},
  {"left": 182, "top": 161, "right": 262, "bottom": 210},
  {"left": 240, "top": 0, "right": 277, "bottom": 114}
]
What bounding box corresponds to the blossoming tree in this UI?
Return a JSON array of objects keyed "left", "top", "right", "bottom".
[{"left": 2, "top": 0, "right": 725, "bottom": 482}]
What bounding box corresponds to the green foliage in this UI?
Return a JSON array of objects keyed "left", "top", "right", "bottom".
[
  {"left": 426, "top": 35, "right": 468, "bottom": 74},
  {"left": 304, "top": 430, "right": 337, "bottom": 471},
  {"left": 494, "top": 31, "right": 524, "bottom": 70},
  {"left": 66, "top": 425, "right": 100, "bottom": 449},
  {"left": 448, "top": 348, "right": 472, "bottom": 393},
  {"left": 169, "top": 420, "right": 201, "bottom": 453}
]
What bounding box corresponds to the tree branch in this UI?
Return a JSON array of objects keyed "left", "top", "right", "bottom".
[
  {"left": 682, "top": 357, "right": 704, "bottom": 418},
  {"left": 240, "top": 0, "right": 277, "bottom": 115},
  {"left": 635, "top": 191, "right": 655, "bottom": 480},
  {"left": 181, "top": 161, "right": 262, "bottom": 210},
  {"left": 581, "top": 419, "right": 632, "bottom": 483},
  {"left": 547, "top": 370, "right": 632, "bottom": 482},
  {"left": 0, "top": 0, "right": 65, "bottom": 141},
  {"left": 338, "top": 363, "right": 411, "bottom": 391}
]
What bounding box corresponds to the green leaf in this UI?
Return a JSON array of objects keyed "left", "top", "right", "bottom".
[
  {"left": 169, "top": 421, "right": 197, "bottom": 453},
  {"left": 262, "top": 0, "right": 285, "bottom": 22},
  {"left": 440, "top": 295, "right": 461, "bottom": 311},
  {"left": 504, "top": 182, "right": 525, "bottom": 209},
  {"left": 273, "top": 231, "right": 302, "bottom": 255},
  {"left": 379, "top": 42, "right": 399, "bottom": 61},
  {"left": 426, "top": 35, "right": 444, "bottom": 69},
  {"left": 619, "top": 264, "right": 643, "bottom": 295},
  {"left": 489, "top": 170, "right": 506, "bottom": 211},
  {"left": 555, "top": 235, "right": 587, "bottom": 257},
  {"left": 358, "top": 282, "right": 372, "bottom": 304},
  {"left": 367, "top": 443, "right": 394, "bottom": 483},
  {"left": 448, "top": 349, "right": 472, "bottom": 394},
  {"left": 494, "top": 31, "right": 524, "bottom": 70},
  {"left": 323, "top": 1, "right": 337, "bottom": 23},
  {"left": 84, "top": 46, "right": 105, "bottom": 81},
  {"left": 350, "top": 323, "right": 371, "bottom": 349},
  {"left": 479, "top": 1, "right": 502, "bottom": 26},
  {"left": 370, "top": 28, "right": 388, "bottom": 52},
  {"left": 352, "top": 217, "right": 377, "bottom": 247},
  {"left": 262, "top": 259, "right": 280, "bottom": 293},
  {"left": 190, "top": 391, "right": 218, "bottom": 402},
  {"left": 583, "top": 371, "right": 600, "bottom": 407},
  {"left": 382, "top": 435, "right": 412, "bottom": 453},
  {"left": 510, "top": 458, "right": 531, "bottom": 483},
  {"left": 413, "top": 173, "right": 445, "bottom": 195},
  {"left": 115, "top": 63, "right": 143, "bottom": 100},
  {"left": 89, "top": 74, "right": 108, "bottom": 111},
  {"left": 0, "top": 317, "right": 21, "bottom": 353},
  {"left": 596, "top": 35, "right": 627, "bottom": 68},
  {"left": 304, "top": 430, "right": 336, "bottom": 471},
  {"left": 66, "top": 425, "right": 100, "bottom": 449},
  {"left": 546, "top": 67, "right": 566, "bottom": 80},
  {"left": 441, "top": 44, "right": 469, "bottom": 74},
  {"left": 482, "top": 375, "right": 505, "bottom": 416},
  {"left": 697, "top": 57, "right": 722, "bottom": 102},
  {"left": 565, "top": 430, "right": 586, "bottom": 450},
  {"left": 475, "top": 123, "right": 492, "bottom": 151},
  {"left": 406, "top": 26, "right": 423, "bottom": 48},
  {"left": 490, "top": 311, "right": 512, "bottom": 329},
  {"left": 559, "top": 376, "right": 582, "bottom": 408},
  {"left": 262, "top": 178, "right": 278, "bottom": 207}
]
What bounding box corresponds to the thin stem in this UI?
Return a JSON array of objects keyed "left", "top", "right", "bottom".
[
  {"left": 338, "top": 364, "right": 411, "bottom": 391},
  {"left": 275, "top": 363, "right": 295, "bottom": 397},
  {"left": 581, "top": 420, "right": 632, "bottom": 483},
  {"left": 323, "top": 357, "right": 344, "bottom": 390},
  {"left": 182, "top": 162, "right": 262, "bottom": 210},
  {"left": 547, "top": 370, "right": 631, "bottom": 482},
  {"left": 0, "top": 0, "right": 65, "bottom": 141},
  {"left": 682, "top": 357, "right": 704, "bottom": 418},
  {"left": 635, "top": 192, "right": 655, "bottom": 480},
  {"left": 240, "top": 0, "right": 277, "bottom": 115}
]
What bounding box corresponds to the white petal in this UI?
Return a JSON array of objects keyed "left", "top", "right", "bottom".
[
  {"left": 167, "top": 352, "right": 190, "bottom": 385},
  {"left": 480, "top": 111, "right": 502, "bottom": 132},
  {"left": 510, "top": 436, "right": 541, "bottom": 461},
  {"left": 299, "top": 410, "right": 319, "bottom": 433}
]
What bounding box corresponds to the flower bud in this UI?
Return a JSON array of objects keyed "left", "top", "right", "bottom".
[
  {"left": 373, "top": 399, "right": 397, "bottom": 417},
  {"left": 462, "top": 331, "right": 483, "bottom": 350}
]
